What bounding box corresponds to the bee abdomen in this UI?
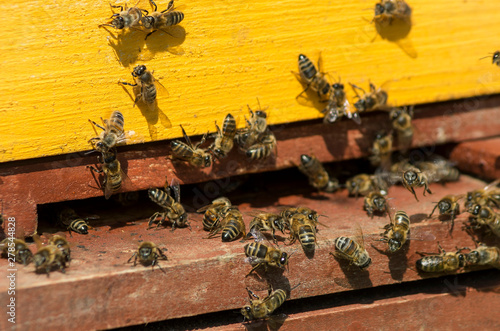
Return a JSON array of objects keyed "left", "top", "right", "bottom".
[
  {"left": 266, "top": 289, "right": 287, "bottom": 313},
  {"left": 222, "top": 219, "right": 244, "bottom": 242},
  {"left": 298, "top": 54, "right": 317, "bottom": 81},
  {"left": 298, "top": 225, "right": 316, "bottom": 251},
  {"left": 148, "top": 188, "right": 173, "bottom": 208},
  {"left": 109, "top": 111, "right": 125, "bottom": 133},
  {"left": 166, "top": 11, "right": 184, "bottom": 26},
  {"left": 222, "top": 114, "right": 237, "bottom": 136},
  {"left": 69, "top": 219, "right": 89, "bottom": 234},
  {"left": 244, "top": 243, "right": 268, "bottom": 258},
  {"left": 334, "top": 236, "right": 359, "bottom": 257},
  {"left": 108, "top": 174, "right": 122, "bottom": 192},
  {"left": 394, "top": 211, "right": 410, "bottom": 229},
  {"left": 416, "top": 256, "right": 444, "bottom": 272},
  {"left": 144, "top": 84, "right": 157, "bottom": 104}
]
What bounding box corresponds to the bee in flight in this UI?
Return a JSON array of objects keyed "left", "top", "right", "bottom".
[
  {"left": 142, "top": 0, "right": 185, "bottom": 40},
  {"left": 1, "top": 238, "right": 33, "bottom": 265},
  {"left": 428, "top": 194, "right": 463, "bottom": 234},
  {"left": 210, "top": 113, "right": 237, "bottom": 159},
  {"left": 298, "top": 154, "right": 340, "bottom": 193},
  {"left": 241, "top": 287, "right": 287, "bottom": 321},
  {"left": 369, "top": 130, "right": 393, "bottom": 169},
  {"left": 416, "top": 242, "right": 467, "bottom": 273},
  {"left": 415, "top": 157, "right": 460, "bottom": 183},
  {"left": 33, "top": 235, "right": 68, "bottom": 275},
  {"left": 331, "top": 227, "right": 372, "bottom": 269},
  {"left": 88, "top": 110, "right": 126, "bottom": 153},
  {"left": 120, "top": 64, "right": 166, "bottom": 112},
  {"left": 389, "top": 106, "right": 413, "bottom": 153},
  {"left": 346, "top": 173, "right": 388, "bottom": 197},
  {"left": 128, "top": 241, "right": 168, "bottom": 268},
  {"left": 87, "top": 149, "right": 130, "bottom": 199},
  {"left": 99, "top": 2, "right": 146, "bottom": 30},
  {"left": 363, "top": 191, "right": 387, "bottom": 218},
  {"left": 244, "top": 229, "right": 290, "bottom": 276},
  {"left": 372, "top": 0, "right": 412, "bottom": 26},
  {"left": 170, "top": 125, "right": 212, "bottom": 168},
  {"left": 401, "top": 167, "right": 432, "bottom": 201},
  {"left": 350, "top": 82, "right": 388, "bottom": 113},
  {"left": 148, "top": 177, "right": 189, "bottom": 231}
]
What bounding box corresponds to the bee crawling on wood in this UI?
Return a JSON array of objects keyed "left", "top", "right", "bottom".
[
  {"left": 372, "top": 0, "right": 412, "bottom": 26},
  {"left": 416, "top": 242, "right": 468, "bottom": 273},
  {"left": 1, "top": 238, "right": 33, "bottom": 266},
  {"left": 298, "top": 154, "right": 340, "bottom": 193},
  {"left": 33, "top": 235, "right": 68, "bottom": 276},
  {"left": 148, "top": 177, "right": 189, "bottom": 231},
  {"left": 428, "top": 194, "right": 464, "bottom": 235},
  {"left": 128, "top": 241, "right": 168, "bottom": 268},
  {"left": 209, "top": 113, "right": 237, "bottom": 160},
  {"left": 87, "top": 149, "right": 131, "bottom": 199},
  {"left": 88, "top": 110, "right": 126, "bottom": 153},
  {"left": 350, "top": 82, "right": 388, "bottom": 113},
  {"left": 142, "top": 0, "right": 185, "bottom": 40},
  {"left": 331, "top": 226, "right": 372, "bottom": 270},
  {"left": 99, "top": 1, "right": 147, "bottom": 30},
  {"left": 244, "top": 229, "right": 291, "bottom": 277},
  {"left": 170, "top": 125, "right": 212, "bottom": 168},
  {"left": 241, "top": 287, "right": 287, "bottom": 321}
]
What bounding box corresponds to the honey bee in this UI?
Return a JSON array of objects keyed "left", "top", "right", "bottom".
[
  {"left": 350, "top": 82, "right": 388, "bottom": 113},
  {"left": 369, "top": 131, "right": 393, "bottom": 168},
  {"left": 280, "top": 206, "right": 318, "bottom": 226},
  {"left": 88, "top": 110, "right": 126, "bottom": 153},
  {"left": 331, "top": 231, "right": 372, "bottom": 269},
  {"left": 170, "top": 125, "right": 212, "bottom": 168},
  {"left": 148, "top": 178, "right": 188, "bottom": 231},
  {"left": 57, "top": 207, "right": 93, "bottom": 235},
  {"left": 33, "top": 235, "right": 67, "bottom": 275},
  {"left": 363, "top": 191, "right": 387, "bottom": 218},
  {"left": 248, "top": 213, "right": 288, "bottom": 243},
  {"left": 298, "top": 154, "right": 340, "bottom": 193},
  {"left": 87, "top": 149, "right": 128, "bottom": 199},
  {"left": 402, "top": 167, "right": 432, "bottom": 201},
  {"left": 48, "top": 235, "right": 71, "bottom": 263},
  {"left": 429, "top": 194, "right": 463, "bottom": 234},
  {"left": 323, "top": 82, "right": 353, "bottom": 124},
  {"left": 294, "top": 54, "right": 331, "bottom": 102},
  {"left": 466, "top": 244, "right": 500, "bottom": 268},
  {"left": 235, "top": 103, "right": 268, "bottom": 150},
  {"left": 416, "top": 243, "right": 467, "bottom": 273},
  {"left": 120, "top": 64, "right": 164, "bottom": 112},
  {"left": 467, "top": 204, "right": 500, "bottom": 237},
  {"left": 210, "top": 114, "right": 237, "bottom": 159},
  {"left": 245, "top": 131, "right": 277, "bottom": 161},
  {"left": 346, "top": 174, "right": 388, "bottom": 197},
  {"left": 378, "top": 209, "right": 410, "bottom": 252},
  {"left": 207, "top": 206, "right": 246, "bottom": 242},
  {"left": 491, "top": 51, "right": 500, "bottom": 66},
  {"left": 128, "top": 241, "right": 168, "bottom": 267},
  {"left": 464, "top": 179, "right": 500, "bottom": 209},
  {"left": 244, "top": 240, "right": 289, "bottom": 276},
  {"left": 372, "top": 0, "right": 412, "bottom": 26},
  {"left": 142, "top": 0, "right": 184, "bottom": 40},
  {"left": 197, "top": 197, "right": 232, "bottom": 231},
  {"left": 241, "top": 288, "right": 287, "bottom": 321},
  {"left": 1, "top": 238, "right": 33, "bottom": 265},
  {"left": 415, "top": 158, "right": 460, "bottom": 183},
  {"left": 99, "top": 2, "right": 146, "bottom": 30},
  {"left": 389, "top": 106, "right": 413, "bottom": 153},
  {"left": 288, "top": 213, "right": 317, "bottom": 252}
]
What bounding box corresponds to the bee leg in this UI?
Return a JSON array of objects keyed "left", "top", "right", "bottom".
[
  {"left": 170, "top": 221, "right": 176, "bottom": 232},
  {"left": 110, "top": 4, "right": 124, "bottom": 11},
  {"left": 148, "top": 212, "right": 160, "bottom": 229},
  {"left": 423, "top": 184, "right": 432, "bottom": 196},
  {"left": 296, "top": 82, "right": 313, "bottom": 100},
  {"left": 428, "top": 203, "right": 440, "bottom": 218},
  {"left": 245, "top": 263, "right": 262, "bottom": 277},
  {"left": 155, "top": 213, "right": 167, "bottom": 228},
  {"left": 145, "top": 30, "right": 158, "bottom": 40},
  {"left": 127, "top": 252, "right": 137, "bottom": 264},
  {"left": 409, "top": 187, "right": 419, "bottom": 202}
]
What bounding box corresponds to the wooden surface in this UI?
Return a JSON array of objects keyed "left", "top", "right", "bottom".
[
  {"left": 1, "top": 175, "right": 498, "bottom": 330},
  {"left": 2, "top": 0, "right": 500, "bottom": 162}
]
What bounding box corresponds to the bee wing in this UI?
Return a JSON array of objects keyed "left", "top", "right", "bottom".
[
  {"left": 245, "top": 256, "right": 266, "bottom": 265},
  {"left": 345, "top": 104, "right": 362, "bottom": 125},
  {"left": 155, "top": 78, "right": 169, "bottom": 97},
  {"left": 248, "top": 227, "right": 268, "bottom": 243},
  {"left": 484, "top": 178, "right": 500, "bottom": 191},
  {"left": 169, "top": 178, "right": 181, "bottom": 203},
  {"left": 408, "top": 230, "right": 436, "bottom": 242}
]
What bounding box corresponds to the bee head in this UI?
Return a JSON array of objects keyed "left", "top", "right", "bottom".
[
  {"left": 139, "top": 246, "right": 152, "bottom": 260},
  {"left": 438, "top": 200, "right": 451, "bottom": 213},
  {"left": 375, "top": 3, "right": 385, "bottom": 15},
  {"left": 133, "top": 65, "right": 147, "bottom": 77},
  {"left": 332, "top": 83, "right": 344, "bottom": 90},
  {"left": 142, "top": 16, "right": 155, "bottom": 29},
  {"left": 493, "top": 51, "right": 500, "bottom": 64},
  {"left": 34, "top": 253, "right": 47, "bottom": 268},
  {"left": 279, "top": 252, "right": 288, "bottom": 266},
  {"left": 255, "top": 110, "right": 267, "bottom": 119},
  {"left": 111, "top": 15, "right": 125, "bottom": 29},
  {"left": 404, "top": 170, "right": 418, "bottom": 184},
  {"left": 354, "top": 99, "right": 366, "bottom": 112},
  {"left": 203, "top": 154, "right": 212, "bottom": 168},
  {"left": 457, "top": 253, "right": 466, "bottom": 268},
  {"left": 300, "top": 154, "right": 312, "bottom": 166}
]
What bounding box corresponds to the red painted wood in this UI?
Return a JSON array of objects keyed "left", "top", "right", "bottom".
[{"left": 450, "top": 137, "right": 500, "bottom": 180}]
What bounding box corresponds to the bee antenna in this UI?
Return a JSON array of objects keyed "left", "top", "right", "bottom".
[{"left": 479, "top": 55, "right": 493, "bottom": 60}]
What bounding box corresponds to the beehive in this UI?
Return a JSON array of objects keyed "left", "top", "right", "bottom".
[{"left": 1, "top": 0, "right": 500, "bottom": 329}]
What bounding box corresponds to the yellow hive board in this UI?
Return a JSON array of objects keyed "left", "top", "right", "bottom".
[{"left": 1, "top": 0, "right": 500, "bottom": 162}]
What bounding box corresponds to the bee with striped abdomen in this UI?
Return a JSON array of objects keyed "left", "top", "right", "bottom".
[
  {"left": 287, "top": 213, "right": 317, "bottom": 252},
  {"left": 197, "top": 197, "right": 232, "bottom": 231},
  {"left": 235, "top": 101, "right": 268, "bottom": 151},
  {"left": 57, "top": 207, "right": 93, "bottom": 235},
  {"left": 244, "top": 239, "right": 289, "bottom": 276},
  {"left": 346, "top": 174, "right": 388, "bottom": 197},
  {"left": 245, "top": 130, "right": 276, "bottom": 161},
  {"left": 99, "top": 2, "right": 145, "bottom": 30},
  {"left": 128, "top": 241, "right": 168, "bottom": 268},
  {"left": 298, "top": 154, "right": 340, "bottom": 193},
  {"left": 120, "top": 64, "right": 165, "bottom": 112},
  {"left": 87, "top": 149, "right": 129, "bottom": 199},
  {"left": 241, "top": 288, "right": 287, "bottom": 321},
  {"left": 331, "top": 227, "right": 371, "bottom": 269},
  {"left": 170, "top": 125, "right": 212, "bottom": 168},
  {"left": 142, "top": 0, "right": 184, "bottom": 40},
  {"left": 294, "top": 53, "right": 331, "bottom": 102},
  {"left": 148, "top": 178, "right": 188, "bottom": 231},
  {"left": 378, "top": 209, "right": 410, "bottom": 253},
  {"left": 207, "top": 205, "right": 246, "bottom": 242},
  {"left": 429, "top": 194, "right": 463, "bottom": 234},
  {"left": 88, "top": 110, "right": 126, "bottom": 153},
  {"left": 323, "top": 81, "right": 353, "bottom": 124},
  {"left": 416, "top": 243, "right": 467, "bottom": 273},
  {"left": 210, "top": 114, "right": 237, "bottom": 159}
]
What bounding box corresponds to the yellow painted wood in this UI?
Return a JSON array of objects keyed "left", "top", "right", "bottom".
[{"left": 2, "top": 0, "right": 500, "bottom": 162}]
